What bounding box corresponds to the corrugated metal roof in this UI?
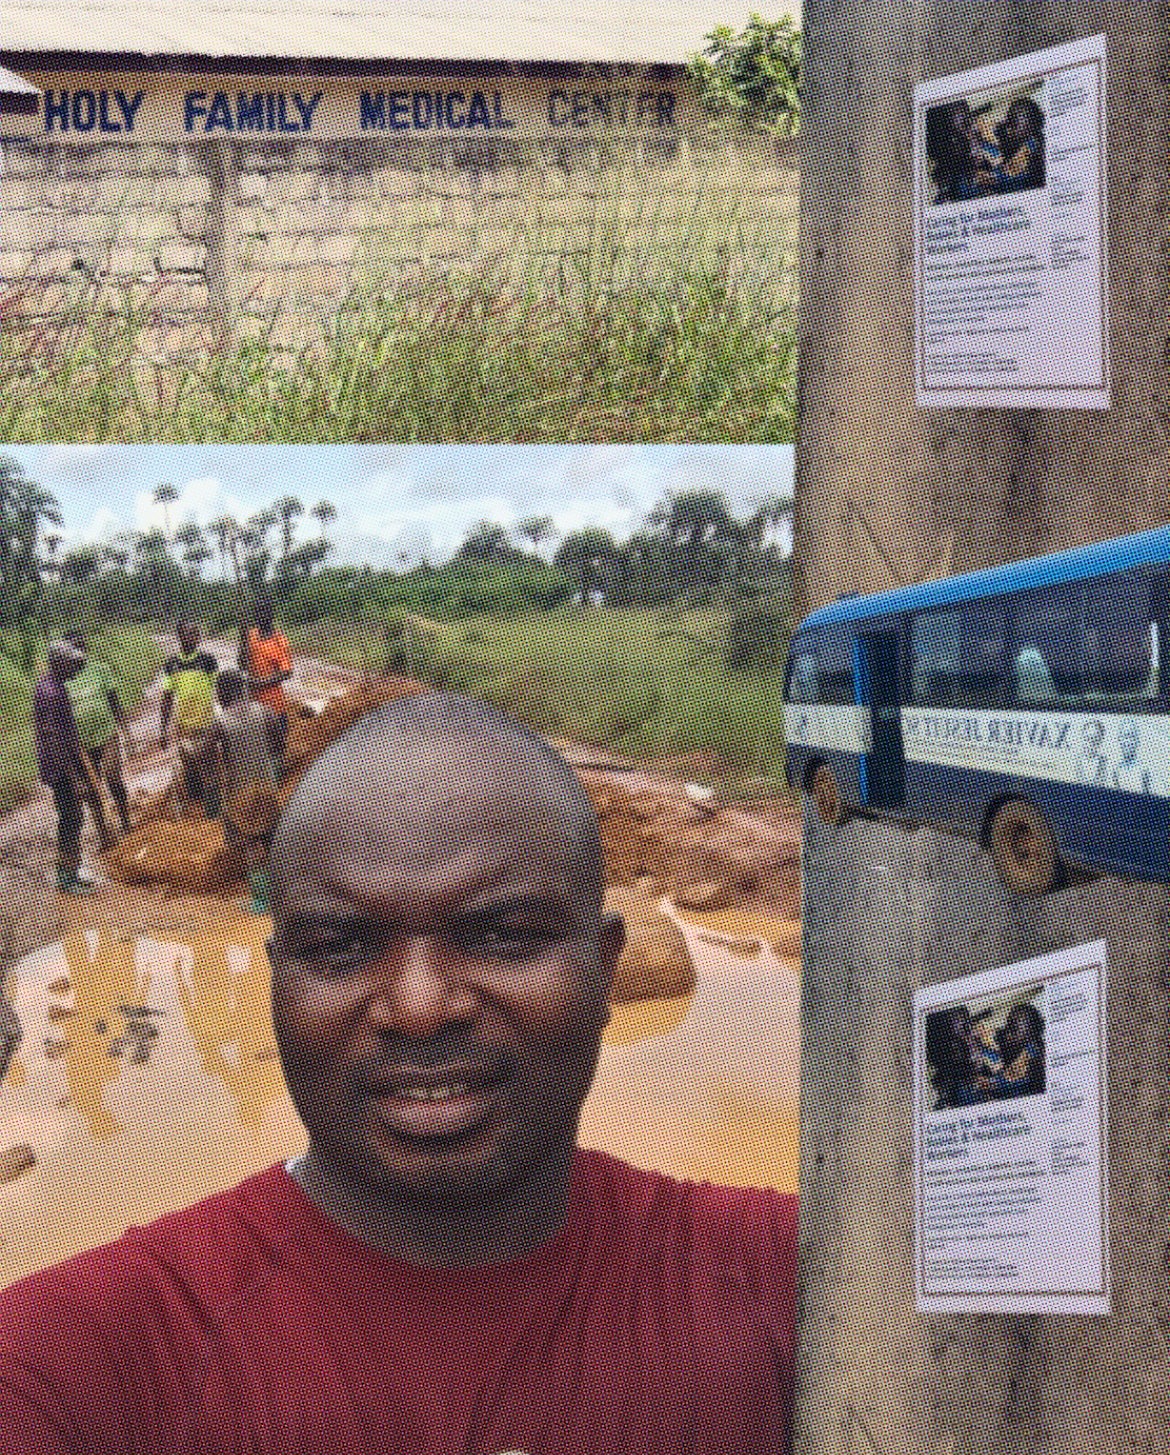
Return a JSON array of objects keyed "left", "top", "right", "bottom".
[{"left": 2, "top": 2, "right": 796, "bottom": 66}]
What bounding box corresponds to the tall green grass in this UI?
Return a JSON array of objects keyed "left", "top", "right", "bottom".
[
  {"left": 0, "top": 627, "right": 165, "bottom": 811},
  {"left": 0, "top": 150, "right": 796, "bottom": 443},
  {"left": 294, "top": 606, "right": 792, "bottom": 785}
]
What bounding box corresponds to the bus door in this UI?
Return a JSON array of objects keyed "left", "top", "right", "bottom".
[{"left": 856, "top": 630, "right": 906, "bottom": 810}]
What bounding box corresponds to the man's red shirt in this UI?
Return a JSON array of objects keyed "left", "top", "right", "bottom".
[{"left": 0, "top": 1149, "right": 796, "bottom": 1454}]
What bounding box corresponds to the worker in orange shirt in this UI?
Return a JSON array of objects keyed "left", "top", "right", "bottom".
[{"left": 242, "top": 594, "right": 293, "bottom": 749}]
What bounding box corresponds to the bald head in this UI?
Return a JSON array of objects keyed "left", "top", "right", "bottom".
[{"left": 271, "top": 692, "right": 603, "bottom": 919}]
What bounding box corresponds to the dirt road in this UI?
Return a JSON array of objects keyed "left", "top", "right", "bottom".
[
  {"left": 0, "top": 635, "right": 801, "bottom": 962},
  {"left": 0, "top": 637, "right": 802, "bottom": 1283}
]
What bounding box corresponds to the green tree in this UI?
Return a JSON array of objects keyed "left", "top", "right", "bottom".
[
  {"left": 647, "top": 489, "right": 736, "bottom": 594},
  {"left": 61, "top": 546, "right": 100, "bottom": 586},
  {"left": 554, "top": 528, "right": 618, "bottom": 604},
  {"left": 687, "top": 14, "right": 802, "bottom": 136},
  {"left": 134, "top": 529, "right": 177, "bottom": 618},
  {"left": 516, "top": 515, "right": 557, "bottom": 558},
  {"left": 456, "top": 520, "right": 516, "bottom": 565},
  {"left": 0, "top": 459, "right": 62, "bottom": 624}
]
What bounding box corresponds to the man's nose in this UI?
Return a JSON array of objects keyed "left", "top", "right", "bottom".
[{"left": 365, "top": 937, "right": 476, "bottom": 1038}]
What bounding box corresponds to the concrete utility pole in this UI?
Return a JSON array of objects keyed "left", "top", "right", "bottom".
[{"left": 796, "top": 3, "right": 1170, "bottom": 1452}]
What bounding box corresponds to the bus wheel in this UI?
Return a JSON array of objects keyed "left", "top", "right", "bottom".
[
  {"left": 989, "top": 800, "right": 1059, "bottom": 895},
  {"left": 811, "top": 764, "right": 845, "bottom": 826}
]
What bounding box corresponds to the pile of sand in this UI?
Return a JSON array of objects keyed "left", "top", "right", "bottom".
[
  {"left": 283, "top": 677, "right": 426, "bottom": 777},
  {"left": 106, "top": 678, "right": 425, "bottom": 895},
  {"left": 105, "top": 817, "right": 242, "bottom": 894}
]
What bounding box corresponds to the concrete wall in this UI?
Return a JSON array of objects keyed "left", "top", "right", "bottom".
[
  {"left": 796, "top": 3, "right": 1170, "bottom": 1451},
  {"left": 0, "top": 130, "right": 796, "bottom": 352}
]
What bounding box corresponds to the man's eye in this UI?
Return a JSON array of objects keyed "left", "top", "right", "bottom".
[
  {"left": 289, "top": 934, "right": 371, "bottom": 971},
  {"left": 461, "top": 923, "right": 550, "bottom": 956}
]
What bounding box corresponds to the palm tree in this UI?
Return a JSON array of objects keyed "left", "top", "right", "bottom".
[
  {"left": 311, "top": 499, "right": 337, "bottom": 542},
  {"left": 247, "top": 510, "right": 278, "bottom": 551},
  {"left": 153, "top": 483, "right": 179, "bottom": 548},
  {"left": 174, "top": 520, "right": 210, "bottom": 579},
  {"left": 272, "top": 495, "right": 304, "bottom": 564}
]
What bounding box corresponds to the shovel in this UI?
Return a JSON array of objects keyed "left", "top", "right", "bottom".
[{"left": 75, "top": 751, "right": 116, "bottom": 851}]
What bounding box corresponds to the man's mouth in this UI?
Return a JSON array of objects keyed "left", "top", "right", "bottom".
[{"left": 360, "top": 1061, "right": 510, "bottom": 1138}]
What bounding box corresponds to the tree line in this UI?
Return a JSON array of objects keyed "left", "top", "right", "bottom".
[{"left": 0, "top": 456, "right": 793, "bottom": 667}]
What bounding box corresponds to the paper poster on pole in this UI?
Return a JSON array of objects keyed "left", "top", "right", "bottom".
[
  {"left": 914, "top": 941, "right": 1109, "bottom": 1315},
  {"left": 913, "top": 34, "right": 1108, "bottom": 408}
]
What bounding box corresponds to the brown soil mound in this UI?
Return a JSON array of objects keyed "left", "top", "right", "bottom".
[
  {"left": 604, "top": 884, "right": 696, "bottom": 1003},
  {"left": 105, "top": 817, "right": 242, "bottom": 893},
  {"left": 283, "top": 677, "right": 426, "bottom": 776},
  {"left": 587, "top": 781, "right": 707, "bottom": 893},
  {"left": 106, "top": 678, "right": 426, "bottom": 893},
  {"left": 224, "top": 783, "right": 282, "bottom": 838}
]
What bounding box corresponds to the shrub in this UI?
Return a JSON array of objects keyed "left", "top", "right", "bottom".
[{"left": 724, "top": 595, "right": 792, "bottom": 671}]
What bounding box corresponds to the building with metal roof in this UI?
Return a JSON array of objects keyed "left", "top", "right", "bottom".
[
  {"left": 0, "top": 1, "right": 798, "bottom": 379},
  {"left": 2, "top": 1, "right": 792, "bottom": 68}
]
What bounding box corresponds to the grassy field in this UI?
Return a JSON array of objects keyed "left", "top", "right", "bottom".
[
  {"left": 294, "top": 606, "right": 792, "bottom": 786},
  {"left": 0, "top": 628, "right": 165, "bottom": 812},
  {"left": 0, "top": 153, "right": 796, "bottom": 444}
]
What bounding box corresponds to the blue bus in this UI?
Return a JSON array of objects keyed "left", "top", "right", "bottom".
[{"left": 784, "top": 527, "right": 1169, "bottom": 893}]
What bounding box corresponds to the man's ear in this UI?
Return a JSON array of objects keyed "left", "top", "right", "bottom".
[{"left": 598, "top": 911, "right": 625, "bottom": 997}]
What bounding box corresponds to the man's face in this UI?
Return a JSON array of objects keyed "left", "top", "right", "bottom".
[
  {"left": 1004, "top": 103, "right": 1031, "bottom": 147},
  {"left": 1002, "top": 1008, "right": 1030, "bottom": 1058},
  {"left": 269, "top": 766, "right": 620, "bottom": 1207},
  {"left": 177, "top": 623, "right": 199, "bottom": 654}
]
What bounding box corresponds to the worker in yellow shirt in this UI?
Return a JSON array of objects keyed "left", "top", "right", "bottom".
[{"left": 160, "top": 621, "right": 219, "bottom": 817}]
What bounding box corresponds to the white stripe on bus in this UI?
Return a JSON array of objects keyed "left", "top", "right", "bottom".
[
  {"left": 784, "top": 704, "right": 872, "bottom": 756},
  {"left": 900, "top": 707, "right": 1170, "bottom": 799},
  {"left": 787, "top": 702, "right": 1170, "bottom": 800}
]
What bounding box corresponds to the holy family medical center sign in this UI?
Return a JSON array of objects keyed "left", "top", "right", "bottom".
[{"left": 0, "top": 71, "right": 689, "bottom": 142}]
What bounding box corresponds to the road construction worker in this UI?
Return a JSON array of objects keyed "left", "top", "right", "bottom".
[
  {"left": 64, "top": 631, "right": 132, "bottom": 836},
  {"left": 160, "top": 622, "right": 219, "bottom": 818}
]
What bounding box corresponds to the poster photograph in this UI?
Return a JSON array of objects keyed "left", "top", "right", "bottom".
[
  {"left": 913, "top": 34, "right": 1108, "bottom": 408},
  {"left": 914, "top": 941, "right": 1109, "bottom": 1315}
]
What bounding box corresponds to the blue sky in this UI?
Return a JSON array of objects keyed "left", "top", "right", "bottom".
[{"left": 4, "top": 445, "right": 794, "bottom": 571}]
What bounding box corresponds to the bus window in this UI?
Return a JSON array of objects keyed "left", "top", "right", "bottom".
[
  {"left": 1082, "top": 570, "right": 1156, "bottom": 707},
  {"left": 912, "top": 602, "right": 1006, "bottom": 709},
  {"left": 1012, "top": 583, "right": 1080, "bottom": 705},
  {"left": 788, "top": 649, "right": 819, "bottom": 704},
  {"left": 819, "top": 632, "right": 855, "bottom": 705}
]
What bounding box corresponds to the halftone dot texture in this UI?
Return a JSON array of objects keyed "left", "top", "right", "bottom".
[
  {"left": 796, "top": 2, "right": 1170, "bottom": 1450},
  {"left": 1, "top": 130, "right": 795, "bottom": 442},
  {"left": 0, "top": 1152, "right": 797, "bottom": 1449}
]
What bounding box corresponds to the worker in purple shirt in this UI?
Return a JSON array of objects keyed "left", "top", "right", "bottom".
[{"left": 33, "top": 640, "right": 95, "bottom": 894}]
